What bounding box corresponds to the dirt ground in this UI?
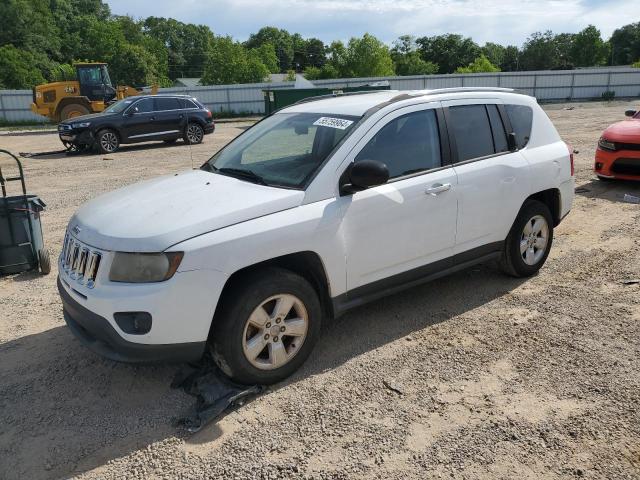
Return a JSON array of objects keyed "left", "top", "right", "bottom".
[{"left": 1, "top": 101, "right": 639, "bottom": 480}]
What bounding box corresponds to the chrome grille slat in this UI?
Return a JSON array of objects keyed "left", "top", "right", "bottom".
[{"left": 60, "top": 231, "right": 102, "bottom": 289}]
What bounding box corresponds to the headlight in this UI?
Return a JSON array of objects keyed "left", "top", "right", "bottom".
[
  {"left": 109, "top": 252, "right": 183, "bottom": 283},
  {"left": 72, "top": 122, "right": 91, "bottom": 128},
  {"left": 598, "top": 137, "right": 616, "bottom": 151}
]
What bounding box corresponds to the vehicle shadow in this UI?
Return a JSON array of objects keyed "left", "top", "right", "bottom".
[
  {"left": 575, "top": 177, "right": 640, "bottom": 203},
  {"left": 0, "top": 262, "right": 525, "bottom": 480}
]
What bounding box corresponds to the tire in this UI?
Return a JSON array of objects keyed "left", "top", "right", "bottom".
[
  {"left": 38, "top": 249, "right": 51, "bottom": 275},
  {"left": 183, "top": 123, "right": 204, "bottom": 145},
  {"left": 96, "top": 129, "right": 120, "bottom": 154},
  {"left": 210, "top": 267, "right": 322, "bottom": 385},
  {"left": 500, "top": 200, "right": 554, "bottom": 278},
  {"left": 59, "top": 103, "right": 90, "bottom": 121}
]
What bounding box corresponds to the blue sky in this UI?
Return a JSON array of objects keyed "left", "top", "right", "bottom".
[{"left": 105, "top": 0, "right": 639, "bottom": 46}]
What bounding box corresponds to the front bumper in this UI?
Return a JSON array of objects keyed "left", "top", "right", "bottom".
[
  {"left": 595, "top": 147, "right": 640, "bottom": 181},
  {"left": 59, "top": 128, "right": 94, "bottom": 146},
  {"left": 58, "top": 276, "right": 206, "bottom": 363}
]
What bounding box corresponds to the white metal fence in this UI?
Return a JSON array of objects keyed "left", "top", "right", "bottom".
[{"left": 2, "top": 67, "right": 639, "bottom": 123}]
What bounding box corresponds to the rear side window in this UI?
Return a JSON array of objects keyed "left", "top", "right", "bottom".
[
  {"left": 486, "top": 104, "right": 509, "bottom": 153},
  {"left": 155, "top": 97, "right": 181, "bottom": 111},
  {"left": 355, "top": 109, "right": 441, "bottom": 178},
  {"left": 448, "top": 105, "right": 494, "bottom": 161},
  {"left": 179, "top": 98, "right": 199, "bottom": 109},
  {"left": 505, "top": 104, "right": 533, "bottom": 149}
]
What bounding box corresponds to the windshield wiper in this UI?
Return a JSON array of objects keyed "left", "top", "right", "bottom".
[{"left": 214, "top": 167, "right": 268, "bottom": 186}]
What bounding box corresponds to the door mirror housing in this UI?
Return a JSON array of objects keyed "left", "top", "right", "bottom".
[
  {"left": 507, "top": 132, "right": 518, "bottom": 151},
  {"left": 125, "top": 107, "right": 138, "bottom": 117},
  {"left": 340, "top": 160, "right": 390, "bottom": 195},
  {"left": 625, "top": 109, "right": 637, "bottom": 118}
]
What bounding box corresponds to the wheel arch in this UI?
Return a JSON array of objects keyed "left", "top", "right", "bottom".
[
  {"left": 210, "top": 251, "right": 334, "bottom": 337},
  {"left": 525, "top": 188, "right": 561, "bottom": 226}
]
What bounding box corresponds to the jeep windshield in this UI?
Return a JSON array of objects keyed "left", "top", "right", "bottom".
[{"left": 203, "top": 112, "right": 360, "bottom": 189}]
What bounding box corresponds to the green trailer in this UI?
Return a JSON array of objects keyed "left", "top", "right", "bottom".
[{"left": 263, "top": 84, "right": 391, "bottom": 115}]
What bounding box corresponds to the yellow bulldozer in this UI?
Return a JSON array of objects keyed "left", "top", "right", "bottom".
[{"left": 30, "top": 62, "right": 158, "bottom": 122}]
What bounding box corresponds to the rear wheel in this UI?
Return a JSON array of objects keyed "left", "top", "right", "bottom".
[
  {"left": 59, "top": 103, "right": 90, "bottom": 121},
  {"left": 96, "top": 129, "right": 120, "bottom": 154},
  {"left": 38, "top": 249, "right": 51, "bottom": 275},
  {"left": 184, "top": 123, "right": 204, "bottom": 144},
  {"left": 500, "top": 200, "right": 554, "bottom": 277},
  {"left": 210, "top": 267, "right": 322, "bottom": 385}
]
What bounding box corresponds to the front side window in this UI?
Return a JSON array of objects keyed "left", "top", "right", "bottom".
[
  {"left": 448, "top": 104, "right": 495, "bottom": 162},
  {"left": 355, "top": 109, "right": 442, "bottom": 178},
  {"left": 204, "top": 112, "right": 359, "bottom": 189},
  {"left": 131, "top": 98, "right": 154, "bottom": 114},
  {"left": 505, "top": 104, "right": 533, "bottom": 149}
]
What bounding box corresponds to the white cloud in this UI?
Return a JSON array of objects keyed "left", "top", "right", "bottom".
[{"left": 106, "top": 0, "right": 639, "bottom": 46}]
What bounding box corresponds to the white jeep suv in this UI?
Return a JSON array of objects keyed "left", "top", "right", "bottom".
[{"left": 58, "top": 88, "right": 574, "bottom": 384}]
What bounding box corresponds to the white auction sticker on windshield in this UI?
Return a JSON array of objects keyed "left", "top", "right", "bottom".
[{"left": 313, "top": 117, "right": 354, "bottom": 130}]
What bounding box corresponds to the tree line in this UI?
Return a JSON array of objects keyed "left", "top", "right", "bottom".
[{"left": 1, "top": 0, "right": 639, "bottom": 90}]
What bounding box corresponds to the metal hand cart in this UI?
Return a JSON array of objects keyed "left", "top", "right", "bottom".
[{"left": 0, "top": 149, "right": 50, "bottom": 275}]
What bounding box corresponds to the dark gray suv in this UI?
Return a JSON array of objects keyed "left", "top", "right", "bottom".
[{"left": 57, "top": 95, "right": 215, "bottom": 153}]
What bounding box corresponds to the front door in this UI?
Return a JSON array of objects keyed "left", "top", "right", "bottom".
[
  {"left": 122, "top": 97, "right": 156, "bottom": 141},
  {"left": 339, "top": 104, "right": 459, "bottom": 294}
]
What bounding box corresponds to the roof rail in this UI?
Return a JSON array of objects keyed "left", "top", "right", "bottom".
[
  {"left": 421, "top": 87, "right": 516, "bottom": 95},
  {"left": 292, "top": 89, "right": 391, "bottom": 106}
]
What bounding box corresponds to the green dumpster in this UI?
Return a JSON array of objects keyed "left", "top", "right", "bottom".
[{"left": 264, "top": 84, "right": 391, "bottom": 115}]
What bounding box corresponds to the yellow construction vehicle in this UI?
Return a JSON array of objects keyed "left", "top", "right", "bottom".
[{"left": 30, "top": 63, "right": 159, "bottom": 122}]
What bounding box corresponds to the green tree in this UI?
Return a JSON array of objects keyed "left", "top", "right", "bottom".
[
  {"left": 254, "top": 43, "right": 279, "bottom": 74},
  {"left": 245, "top": 27, "right": 294, "bottom": 72},
  {"left": 416, "top": 34, "right": 481, "bottom": 73},
  {"left": 482, "top": 43, "right": 506, "bottom": 69},
  {"left": 520, "top": 31, "right": 560, "bottom": 70},
  {"left": 570, "top": 25, "right": 608, "bottom": 67},
  {"left": 501, "top": 46, "right": 520, "bottom": 71},
  {"left": 331, "top": 34, "right": 395, "bottom": 78},
  {"left": 610, "top": 22, "right": 640, "bottom": 65},
  {"left": 0, "top": 45, "right": 46, "bottom": 88},
  {"left": 391, "top": 36, "right": 438, "bottom": 76},
  {"left": 455, "top": 54, "right": 500, "bottom": 73},
  {"left": 202, "top": 36, "right": 270, "bottom": 85}
]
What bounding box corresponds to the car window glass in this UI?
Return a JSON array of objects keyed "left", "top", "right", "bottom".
[
  {"left": 155, "top": 97, "right": 181, "bottom": 111},
  {"left": 449, "top": 105, "right": 494, "bottom": 161},
  {"left": 487, "top": 104, "right": 509, "bottom": 153},
  {"left": 131, "top": 98, "right": 154, "bottom": 114},
  {"left": 179, "top": 98, "right": 198, "bottom": 109},
  {"left": 355, "top": 109, "right": 441, "bottom": 178},
  {"left": 505, "top": 104, "right": 533, "bottom": 149}
]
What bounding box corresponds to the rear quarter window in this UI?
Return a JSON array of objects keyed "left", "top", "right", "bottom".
[{"left": 505, "top": 104, "right": 533, "bottom": 149}]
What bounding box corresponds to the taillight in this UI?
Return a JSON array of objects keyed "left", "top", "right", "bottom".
[
  {"left": 206, "top": 110, "right": 212, "bottom": 119},
  {"left": 566, "top": 143, "right": 575, "bottom": 176}
]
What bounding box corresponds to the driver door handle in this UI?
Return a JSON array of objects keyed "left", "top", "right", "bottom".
[{"left": 425, "top": 183, "right": 452, "bottom": 196}]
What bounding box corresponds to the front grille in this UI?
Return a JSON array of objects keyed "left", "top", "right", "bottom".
[
  {"left": 611, "top": 158, "right": 640, "bottom": 176},
  {"left": 616, "top": 142, "right": 640, "bottom": 152},
  {"left": 61, "top": 233, "right": 102, "bottom": 289}
]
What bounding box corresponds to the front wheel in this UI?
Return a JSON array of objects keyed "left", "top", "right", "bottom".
[
  {"left": 184, "top": 123, "right": 204, "bottom": 145},
  {"left": 500, "top": 200, "right": 554, "bottom": 277},
  {"left": 96, "top": 129, "right": 120, "bottom": 154},
  {"left": 210, "top": 268, "right": 322, "bottom": 385}
]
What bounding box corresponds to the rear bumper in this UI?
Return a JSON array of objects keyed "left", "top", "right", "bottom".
[
  {"left": 58, "top": 276, "right": 206, "bottom": 363},
  {"left": 204, "top": 123, "right": 215, "bottom": 135},
  {"left": 595, "top": 147, "right": 640, "bottom": 180}
]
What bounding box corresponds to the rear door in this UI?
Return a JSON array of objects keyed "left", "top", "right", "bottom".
[
  {"left": 153, "top": 97, "right": 184, "bottom": 138},
  {"left": 444, "top": 99, "right": 531, "bottom": 254}
]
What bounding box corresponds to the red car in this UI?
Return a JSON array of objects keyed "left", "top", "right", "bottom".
[{"left": 595, "top": 108, "right": 640, "bottom": 181}]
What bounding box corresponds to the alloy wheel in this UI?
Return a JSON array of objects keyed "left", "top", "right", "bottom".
[
  {"left": 520, "top": 214, "right": 549, "bottom": 265},
  {"left": 187, "top": 124, "right": 203, "bottom": 143},
  {"left": 100, "top": 132, "right": 118, "bottom": 152},
  {"left": 242, "top": 294, "right": 309, "bottom": 370}
]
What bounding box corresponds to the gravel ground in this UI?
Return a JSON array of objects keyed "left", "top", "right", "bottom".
[{"left": 1, "top": 101, "right": 639, "bottom": 480}]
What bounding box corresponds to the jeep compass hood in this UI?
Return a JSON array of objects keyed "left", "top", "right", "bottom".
[{"left": 70, "top": 170, "right": 305, "bottom": 252}]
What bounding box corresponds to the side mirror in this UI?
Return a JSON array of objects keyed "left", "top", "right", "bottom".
[
  {"left": 340, "top": 160, "right": 389, "bottom": 195},
  {"left": 125, "top": 107, "right": 138, "bottom": 117},
  {"left": 507, "top": 132, "right": 518, "bottom": 151},
  {"left": 625, "top": 109, "right": 637, "bottom": 118}
]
